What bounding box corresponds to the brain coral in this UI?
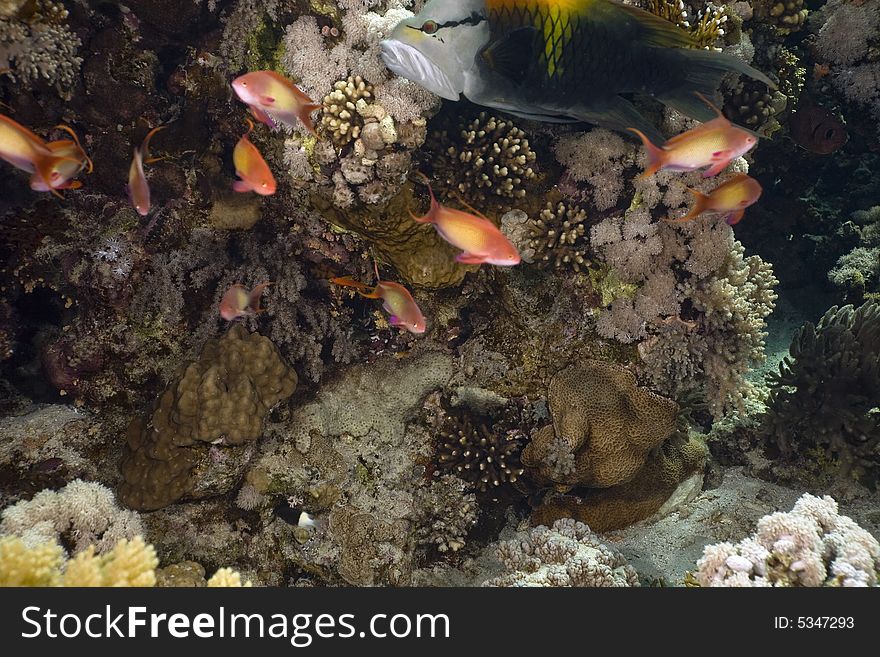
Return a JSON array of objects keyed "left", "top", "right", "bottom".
[
  {"left": 482, "top": 518, "right": 639, "bottom": 587},
  {"left": 531, "top": 433, "right": 709, "bottom": 532},
  {"left": 522, "top": 360, "right": 679, "bottom": 489},
  {"left": 119, "top": 325, "right": 297, "bottom": 511}
]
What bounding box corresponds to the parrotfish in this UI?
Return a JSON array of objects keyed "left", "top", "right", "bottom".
[
  {"left": 669, "top": 173, "right": 762, "bottom": 225},
  {"left": 219, "top": 282, "right": 272, "bottom": 321},
  {"left": 331, "top": 276, "right": 427, "bottom": 334},
  {"left": 410, "top": 176, "right": 520, "bottom": 266},
  {"left": 630, "top": 96, "right": 758, "bottom": 178},
  {"left": 0, "top": 115, "right": 90, "bottom": 197},
  {"left": 231, "top": 70, "right": 321, "bottom": 135},
  {"left": 232, "top": 119, "right": 277, "bottom": 195},
  {"left": 380, "top": 0, "right": 774, "bottom": 144},
  {"left": 127, "top": 126, "right": 165, "bottom": 216}
]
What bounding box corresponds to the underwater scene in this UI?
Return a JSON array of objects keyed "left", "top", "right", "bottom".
[{"left": 0, "top": 0, "right": 878, "bottom": 589}]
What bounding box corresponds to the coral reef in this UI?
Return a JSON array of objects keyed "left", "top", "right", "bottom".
[
  {"left": 828, "top": 207, "right": 880, "bottom": 302},
  {"left": 753, "top": 0, "right": 808, "bottom": 35},
  {"left": 526, "top": 200, "right": 592, "bottom": 273},
  {"left": 0, "top": 479, "right": 142, "bottom": 554},
  {"left": 431, "top": 399, "right": 527, "bottom": 493},
  {"left": 482, "top": 519, "right": 639, "bottom": 587},
  {"left": 119, "top": 325, "right": 297, "bottom": 511},
  {"left": 0, "top": 0, "right": 82, "bottom": 95},
  {"left": 413, "top": 475, "right": 478, "bottom": 554},
  {"left": 696, "top": 493, "right": 880, "bottom": 586},
  {"left": 522, "top": 360, "right": 679, "bottom": 490},
  {"left": 428, "top": 111, "right": 537, "bottom": 204},
  {"left": 0, "top": 535, "right": 251, "bottom": 587},
  {"left": 764, "top": 301, "right": 880, "bottom": 486},
  {"left": 531, "top": 433, "right": 709, "bottom": 532}
]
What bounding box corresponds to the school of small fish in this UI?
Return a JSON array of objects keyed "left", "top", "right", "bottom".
[{"left": 1, "top": 0, "right": 791, "bottom": 337}]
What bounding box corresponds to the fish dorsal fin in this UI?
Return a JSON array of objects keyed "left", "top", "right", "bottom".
[
  {"left": 480, "top": 25, "right": 539, "bottom": 82},
  {"left": 608, "top": 1, "right": 699, "bottom": 49},
  {"left": 452, "top": 192, "right": 492, "bottom": 223}
]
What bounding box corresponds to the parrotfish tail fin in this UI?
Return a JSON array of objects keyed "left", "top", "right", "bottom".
[
  {"left": 726, "top": 209, "right": 746, "bottom": 226},
  {"left": 330, "top": 277, "right": 381, "bottom": 299},
  {"left": 660, "top": 49, "right": 776, "bottom": 124},
  {"left": 628, "top": 128, "right": 665, "bottom": 179},
  {"left": 249, "top": 282, "right": 273, "bottom": 313},
  {"left": 666, "top": 188, "right": 708, "bottom": 223},
  {"left": 141, "top": 125, "right": 166, "bottom": 164}
]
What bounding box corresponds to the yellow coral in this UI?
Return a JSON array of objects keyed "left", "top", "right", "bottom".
[
  {"left": 0, "top": 536, "right": 63, "bottom": 586},
  {"left": 207, "top": 567, "right": 252, "bottom": 587},
  {"left": 0, "top": 535, "right": 249, "bottom": 588}
]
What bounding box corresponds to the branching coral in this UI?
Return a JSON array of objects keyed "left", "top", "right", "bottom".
[
  {"left": 696, "top": 494, "right": 880, "bottom": 586},
  {"left": 752, "top": 0, "right": 808, "bottom": 35},
  {"left": 0, "top": 480, "right": 143, "bottom": 554},
  {"left": 412, "top": 475, "right": 478, "bottom": 553},
  {"left": 0, "top": 535, "right": 251, "bottom": 587},
  {"left": 527, "top": 200, "right": 591, "bottom": 273},
  {"left": 522, "top": 360, "right": 679, "bottom": 490},
  {"left": 320, "top": 75, "right": 375, "bottom": 146},
  {"left": 829, "top": 207, "right": 880, "bottom": 300},
  {"left": 642, "top": 0, "right": 728, "bottom": 49},
  {"left": 554, "top": 128, "right": 634, "bottom": 211},
  {"left": 119, "top": 324, "right": 297, "bottom": 511},
  {"left": 429, "top": 111, "right": 537, "bottom": 203},
  {"left": 764, "top": 301, "right": 880, "bottom": 485},
  {"left": 482, "top": 519, "right": 639, "bottom": 587},
  {"left": 0, "top": 0, "right": 82, "bottom": 95},
  {"left": 432, "top": 399, "right": 527, "bottom": 492}
]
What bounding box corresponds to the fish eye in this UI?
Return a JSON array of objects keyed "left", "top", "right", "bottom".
[
  {"left": 262, "top": 182, "right": 267, "bottom": 188},
  {"left": 421, "top": 20, "right": 439, "bottom": 34},
  {"left": 825, "top": 128, "right": 836, "bottom": 139}
]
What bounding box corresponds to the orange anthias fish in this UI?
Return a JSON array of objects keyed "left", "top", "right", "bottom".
[
  {"left": 630, "top": 96, "right": 758, "bottom": 178},
  {"left": 331, "top": 276, "right": 427, "bottom": 334},
  {"left": 1, "top": 115, "right": 90, "bottom": 196},
  {"left": 669, "top": 173, "right": 762, "bottom": 226},
  {"left": 410, "top": 176, "right": 520, "bottom": 266},
  {"left": 29, "top": 126, "right": 93, "bottom": 193},
  {"left": 127, "top": 126, "right": 165, "bottom": 216},
  {"left": 220, "top": 282, "right": 272, "bottom": 321},
  {"left": 232, "top": 119, "right": 276, "bottom": 195},
  {"left": 231, "top": 70, "right": 321, "bottom": 135}
]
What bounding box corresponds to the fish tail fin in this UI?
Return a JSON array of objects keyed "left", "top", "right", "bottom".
[
  {"left": 331, "top": 277, "right": 381, "bottom": 299},
  {"left": 628, "top": 128, "right": 665, "bottom": 179},
  {"left": 53, "top": 125, "right": 93, "bottom": 173},
  {"left": 141, "top": 125, "right": 166, "bottom": 162},
  {"left": 249, "top": 282, "right": 273, "bottom": 313},
  {"left": 666, "top": 188, "right": 709, "bottom": 223},
  {"left": 410, "top": 172, "right": 439, "bottom": 223},
  {"left": 659, "top": 49, "right": 776, "bottom": 123},
  {"left": 300, "top": 103, "right": 322, "bottom": 137}
]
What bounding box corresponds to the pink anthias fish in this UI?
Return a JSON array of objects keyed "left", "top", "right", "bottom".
[
  {"left": 1, "top": 115, "right": 91, "bottom": 197},
  {"left": 231, "top": 70, "right": 321, "bottom": 135},
  {"left": 219, "top": 282, "right": 272, "bottom": 321},
  {"left": 409, "top": 175, "right": 520, "bottom": 266},
  {"left": 630, "top": 95, "right": 758, "bottom": 179},
  {"left": 331, "top": 276, "right": 426, "bottom": 334},
  {"left": 232, "top": 119, "right": 276, "bottom": 195},
  {"left": 127, "top": 126, "right": 165, "bottom": 216},
  {"left": 668, "top": 173, "right": 763, "bottom": 226}
]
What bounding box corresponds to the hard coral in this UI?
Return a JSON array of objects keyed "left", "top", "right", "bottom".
[
  {"left": 432, "top": 402, "right": 527, "bottom": 493},
  {"left": 764, "top": 301, "right": 880, "bottom": 486},
  {"left": 522, "top": 360, "right": 679, "bottom": 490},
  {"left": 527, "top": 200, "right": 592, "bottom": 273},
  {"left": 753, "top": 0, "right": 808, "bottom": 35},
  {"left": 430, "top": 111, "right": 536, "bottom": 204},
  {"left": 320, "top": 75, "right": 374, "bottom": 147},
  {"left": 697, "top": 493, "right": 880, "bottom": 587},
  {"left": 531, "top": 433, "right": 708, "bottom": 532},
  {"left": 482, "top": 519, "right": 639, "bottom": 587},
  {"left": 119, "top": 325, "right": 296, "bottom": 511}
]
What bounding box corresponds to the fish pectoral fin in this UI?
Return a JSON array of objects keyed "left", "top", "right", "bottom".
[
  {"left": 726, "top": 209, "right": 746, "bottom": 225},
  {"left": 571, "top": 97, "right": 665, "bottom": 147},
  {"left": 480, "top": 26, "right": 538, "bottom": 83},
  {"left": 260, "top": 95, "right": 276, "bottom": 105},
  {"left": 702, "top": 160, "right": 730, "bottom": 177},
  {"left": 232, "top": 179, "right": 252, "bottom": 193},
  {"left": 388, "top": 315, "right": 401, "bottom": 326},
  {"left": 455, "top": 253, "right": 487, "bottom": 265}
]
